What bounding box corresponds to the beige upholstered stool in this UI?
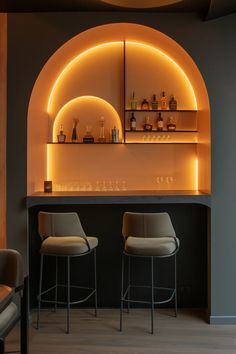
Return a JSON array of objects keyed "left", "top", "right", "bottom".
[
  {"left": 120, "top": 212, "right": 179, "bottom": 334},
  {"left": 37, "top": 212, "right": 98, "bottom": 334}
]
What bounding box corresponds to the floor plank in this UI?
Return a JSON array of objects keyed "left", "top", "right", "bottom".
[{"left": 6, "top": 309, "right": 236, "bottom": 354}]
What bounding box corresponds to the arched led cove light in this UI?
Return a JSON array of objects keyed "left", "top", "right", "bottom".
[
  {"left": 100, "top": 0, "right": 182, "bottom": 8},
  {"left": 47, "top": 41, "right": 197, "bottom": 115}
]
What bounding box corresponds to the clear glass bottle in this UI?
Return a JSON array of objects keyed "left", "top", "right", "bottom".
[
  {"left": 167, "top": 116, "right": 176, "bottom": 131},
  {"left": 141, "top": 98, "right": 150, "bottom": 110},
  {"left": 83, "top": 125, "right": 94, "bottom": 143},
  {"left": 151, "top": 94, "right": 158, "bottom": 110},
  {"left": 143, "top": 116, "right": 152, "bottom": 131},
  {"left": 130, "top": 112, "right": 137, "bottom": 131},
  {"left": 57, "top": 124, "right": 66, "bottom": 143},
  {"left": 130, "top": 91, "right": 138, "bottom": 110},
  {"left": 98, "top": 116, "right": 106, "bottom": 143},
  {"left": 112, "top": 126, "right": 119, "bottom": 143},
  {"left": 160, "top": 91, "right": 167, "bottom": 110},
  {"left": 169, "top": 95, "right": 177, "bottom": 110},
  {"left": 157, "top": 112, "right": 164, "bottom": 131}
]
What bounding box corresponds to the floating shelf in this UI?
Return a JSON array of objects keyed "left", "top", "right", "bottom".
[
  {"left": 47, "top": 142, "right": 123, "bottom": 145},
  {"left": 125, "top": 109, "right": 197, "bottom": 112}
]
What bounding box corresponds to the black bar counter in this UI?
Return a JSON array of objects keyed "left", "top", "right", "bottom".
[{"left": 27, "top": 190, "right": 211, "bottom": 208}]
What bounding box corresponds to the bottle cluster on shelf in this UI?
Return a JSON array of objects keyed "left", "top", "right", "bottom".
[
  {"left": 129, "top": 91, "right": 177, "bottom": 111},
  {"left": 57, "top": 116, "right": 120, "bottom": 144},
  {"left": 128, "top": 112, "right": 177, "bottom": 132}
]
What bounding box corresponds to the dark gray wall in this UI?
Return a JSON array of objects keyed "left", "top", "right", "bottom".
[{"left": 7, "top": 12, "right": 236, "bottom": 320}]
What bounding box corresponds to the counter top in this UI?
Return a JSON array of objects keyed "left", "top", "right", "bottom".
[{"left": 27, "top": 190, "right": 211, "bottom": 207}]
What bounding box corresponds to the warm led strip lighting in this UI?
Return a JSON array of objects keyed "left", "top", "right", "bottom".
[
  {"left": 52, "top": 95, "right": 122, "bottom": 142},
  {"left": 47, "top": 41, "right": 123, "bottom": 114},
  {"left": 195, "top": 157, "right": 199, "bottom": 191},
  {"left": 47, "top": 40, "right": 197, "bottom": 114}
]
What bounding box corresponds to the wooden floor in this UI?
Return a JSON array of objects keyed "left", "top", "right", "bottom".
[{"left": 6, "top": 308, "right": 236, "bottom": 354}]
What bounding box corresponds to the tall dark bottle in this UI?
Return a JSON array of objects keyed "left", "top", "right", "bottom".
[
  {"left": 130, "top": 112, "right": 137, "bottom": 131},
  {"left": 157, "top": 112, "right": 164, "bottom": 131}
]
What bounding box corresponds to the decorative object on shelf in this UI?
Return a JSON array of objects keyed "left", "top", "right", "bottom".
[
  {"left": 157, "top": 112, "right": 164, "bottom": 131},
  {"left": 130, "top": 91, "right": 138, "bottom": 110},
  {"left": 169, "top": 95, "right": 177, "bottom": 110},
  {"left": 167, "top": 116, "right": 176, "bottom": 131},
  {"left": 111, "top": 126, "right": 119, "bottom": 143},
  {"left": 151, "top": 94, "right": 158, "bottom": 110},
  {"left": 141, "top": 98, "right": 150, "bottom": 110},
  {"left": 160, "top": 91, "right": 167, "bottom": 110},
  {"left": 44, "top": 180, "right": 52, "bottom": 193},
  {"left": 130, "top": 112, "right": 137, "bottom": 131},
  {"left": 57, "top": 124, "right": 66, "bottom": 143},
  {"left": 143, "top": 116, "right": 152, "bottom": 131},
  {"left": 83, "top": 125, "right": 94, "bottom": 143},
  {"left": 71, "top": 118, "right": 79, "bottom": 142},
  {"left": 98, "top": 116, "right": 106, "bottom": 143}
]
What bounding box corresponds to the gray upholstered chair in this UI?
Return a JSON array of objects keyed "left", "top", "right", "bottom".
[
  {"left": 120, "top": 212, "right": 179, "bottom": 334},
  {"left": 0, "top": 249, "right": 28, "bottom": 354},
  {"left": 37, "top": 212, "right": 98, "bottom": 334}
]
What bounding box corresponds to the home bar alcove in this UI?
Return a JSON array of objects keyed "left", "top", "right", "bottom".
[{"left": 27, "top": 23, "right": 211, "bottom": 311}]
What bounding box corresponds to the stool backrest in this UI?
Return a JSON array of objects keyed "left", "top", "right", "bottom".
[
  {"left": 122, "top": 212, "right": 176, "bottom": 239},
  {"left": 38, "top": 212, "right": 86, "bottom": 239}
]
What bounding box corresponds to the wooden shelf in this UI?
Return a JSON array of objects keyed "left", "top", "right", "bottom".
[
  {"left": 125, "top": 130, "right": 197, "bottom": 133},
  {"left": 125, "top": 109, "right": 197, "bottom": 113},
  {"left": 47, "top": 142, "right": 123, "bottom": 145}
]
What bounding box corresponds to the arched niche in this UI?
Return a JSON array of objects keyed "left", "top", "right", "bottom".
[{"left": 28, "top": 23, "right": 210, "bottom": 195}]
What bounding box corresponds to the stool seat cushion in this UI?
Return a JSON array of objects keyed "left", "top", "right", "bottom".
[
  {"left": 0, "top": 302, "right": 18, "bottom": 337},
  {"left": 125, "top": 236, "right": 179, "bottom": 256},
  {"left": 40, "top": 236, "right": 98, "bottom": 255}
]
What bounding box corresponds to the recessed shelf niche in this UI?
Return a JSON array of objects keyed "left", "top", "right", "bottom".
[{"left": 27, "top": 23, "right": 210, "bottom": 194}]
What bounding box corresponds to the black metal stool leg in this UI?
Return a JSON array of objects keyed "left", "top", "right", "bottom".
[
  {"left": 37, "top": 254, "right": 44, "bottom": 329},
  {"left": 94, "top": 249, "right": 98, "bottom": 317},
  {"left": 151, "top": 256, "right": 154, "bottom": 334},
  {"left": 127, "top": 256, "right": 131, "bottom": 313},
  {"left": 67, "top": 256, "right": 70, "bottom": 334},
  {"left": 174, "top": 254, "right": 177, "bottom": 317},
  {"left": 54, "top": 256, "right": 58, "bottom": 313},
  {"left": 120, "top": 253, "right": 125, "bottom": 331}
]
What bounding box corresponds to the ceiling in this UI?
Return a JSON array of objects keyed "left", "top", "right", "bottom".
[{"left": 1, "top": 0, "right": 236, "bottom": 20}]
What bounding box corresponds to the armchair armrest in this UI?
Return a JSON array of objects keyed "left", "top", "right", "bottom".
[{"left": 0, "top": 250, "right": 24, "bottom": 289}]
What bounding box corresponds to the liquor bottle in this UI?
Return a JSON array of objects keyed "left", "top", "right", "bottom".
[
  {"left": 151, "top": 94, "right": 158, "bottom": 110},
  {"left": 98, "top": 116, "right": 106, "bottom": 143},
  {"left": 57, "top": 124, "right": 66, "bottom": 143},
  {"left": 112, "top": 126, "right": 119, "bottom": 143},
  {"left": 83, "top": 125, "right": 94, "bottom": 143},
  {"left": 130, "top": 112, "right": 136, "bottom": 131},
  {"left": 169, "top": 95, "right": 177, "bottom": 110},
  {"left": 160, "top": 91, "right": 167, "bottom": 110},
  {"left": 130, "top": 91, "right": 138, "bottom": 110},
  {"left": 71, "top": 118, "right": 78, "bottom": 142},
  {"left": 157, "top": 112, "right": 164, "bottom": 131},
  {"left": 167, "top": 116, "right": 176, "bottom": 131},
  {"left": 141, "top": 98, "right": 150, "bottom": 110},
  {"left": 143, "top": 116, "right": 152, "bottom": 131}
]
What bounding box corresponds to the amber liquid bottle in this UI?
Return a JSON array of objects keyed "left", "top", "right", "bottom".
[
  {"left": 160, "top": 91, "right": 167, "bottom": 110},
  {"left": 141, "top": 98, "right": 150, "bottom": 110}
]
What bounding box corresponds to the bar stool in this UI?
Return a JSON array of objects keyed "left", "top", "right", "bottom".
[
  {"left": 120, "top": 212, "right": 179, "bottom": 334},
  {"left": 37, "top": 212, "right": 98, "bottom": 334}
]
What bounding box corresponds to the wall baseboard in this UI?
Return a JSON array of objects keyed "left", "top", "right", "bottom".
[{"left": 209, "top": 316, "right": 236, "bottom": 324}]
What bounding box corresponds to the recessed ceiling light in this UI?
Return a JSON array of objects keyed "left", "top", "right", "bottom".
[{"left": 100, "top": 0, "right": 182, "bottom": 8}]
